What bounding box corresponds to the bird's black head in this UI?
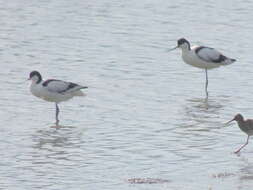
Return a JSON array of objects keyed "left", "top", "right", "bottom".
[
  {"left": 177, "top": 38, "right": 190, "bottom": 49},
  {"left": 29, "top": 71, "right": 42, "bottom": 84}
]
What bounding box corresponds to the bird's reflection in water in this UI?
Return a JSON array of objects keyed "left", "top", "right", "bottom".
[
  {"left": 181, "top": 96, "right": 230, "bottom": 129},
  {"left": 174, "top": 96, "right": 230, "bottom": 147},
  {"left": 35, "top": 125, "right": 74, "bottom": 146},
  {"left": 31, "top": 125, "right": 84, "bottom": 164}
]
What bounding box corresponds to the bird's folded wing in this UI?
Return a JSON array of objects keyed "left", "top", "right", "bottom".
[
  {"left": 195, "top": 46, "right": 226, "bottom": 63},
  {"left": 43, "top": 80, "right": 84, "bottom": 94},
  {"left": 247, "top": 120, "right": 253, "bottom": 131}
]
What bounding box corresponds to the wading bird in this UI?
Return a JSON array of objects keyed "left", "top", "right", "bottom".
[
  {"left": 169, "top": 38, "right": 236, "bottom": 97},
  {"left": 227, "top": 114, "right": 253, "bottom": 153},
  {"left": 28, "top": 71, "right": 87, "bottom": 124}
]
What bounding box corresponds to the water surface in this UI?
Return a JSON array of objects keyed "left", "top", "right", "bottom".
[{"left": 1, "top": 0, "right": 253, "bottom": 189}]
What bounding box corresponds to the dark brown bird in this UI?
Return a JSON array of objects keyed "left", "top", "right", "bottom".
[{"left": 227, "top": 114, "right": 253, "bottom": 153}]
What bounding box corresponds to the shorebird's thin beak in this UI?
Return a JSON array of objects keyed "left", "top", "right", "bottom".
[
  {"left": 226, "top": 118, "right": 235, "bottom": 125},
  {"left": 168, "top": 46, "right": 178, "bottom": 52}
]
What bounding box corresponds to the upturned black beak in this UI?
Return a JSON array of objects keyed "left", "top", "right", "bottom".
[{"left": 168, "top": 46, "right": 178, "bottom": 52}]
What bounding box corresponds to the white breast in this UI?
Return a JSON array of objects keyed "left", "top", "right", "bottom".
[{"left": 30, "top": 82, "right": 44, "bottom": 99}]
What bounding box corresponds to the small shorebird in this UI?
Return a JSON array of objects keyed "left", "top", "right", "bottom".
[
  {"left": 169, "top": 38, "right": 236, "bottom": 97},
  {"left": 28, "top": 71, "right": 87, "bottom": 124},
  {"left": 226, "top": 114, "right": 253, "bottom": 153}
]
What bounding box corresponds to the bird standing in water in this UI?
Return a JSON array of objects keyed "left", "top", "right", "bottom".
[
  {"left": 169, "top": 38, "right": 236, "bottom": 98},
  {"left": 227, "top": 114, "right": 253, "bottom": 154},
  {"left": 28, "top": 71, "right": 88, "bottom": 125}
]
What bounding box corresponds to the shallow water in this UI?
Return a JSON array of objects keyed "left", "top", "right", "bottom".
[{"left": 1, "top": 0, "right": 253, "bottom": 189}]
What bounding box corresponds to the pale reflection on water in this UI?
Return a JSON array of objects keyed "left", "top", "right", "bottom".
[
  {"left": 32, "top": 128, "right": 71, "bottom": 164},
  {"left": 33, "top": 126, "right": 79, "bottom": 149},
  {"left": 179, "top": 96, "right": 227, "bottom": 132}
]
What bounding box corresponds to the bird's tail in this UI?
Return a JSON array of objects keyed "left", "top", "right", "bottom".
[
  {"left": 230, "top": 58, "right": 236, "bottom": 63},
  {"left": 73, "top": 86, "right": 88, "bottom": 96},
  {"left": 221, "top": 58, "right": 236, "bottom": 65}
]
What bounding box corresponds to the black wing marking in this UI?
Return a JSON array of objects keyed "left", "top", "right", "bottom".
[
  {"left": 59, "top": 82, "right": 78, "bottom": 93},
  {"left": 195, "top": 46, "right": 227, "bottom": 63},
  {"left": 42, "top": 79, "right": 87, "bottom": 94}
]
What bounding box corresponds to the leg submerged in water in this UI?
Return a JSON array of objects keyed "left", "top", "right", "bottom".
[
  {"left": 55, "top": 103, "right": 60, "bottom": 124},
  {"left": 205, "top": 68, "right": 208, "bottom": 98}
]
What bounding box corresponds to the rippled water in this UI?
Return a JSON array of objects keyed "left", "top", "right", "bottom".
[{"left": 1, "top": 0, "right": 253, "bottom": 189}]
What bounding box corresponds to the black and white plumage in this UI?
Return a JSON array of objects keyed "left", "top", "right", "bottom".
[
  {"left": 169, "top": 38, "right": 236, "bottom": 97},
  {"left": 194, "top": 46, "right": 234, "bottom": 67},
  {"left": 42, "top": 79, "right": 85, "bottom": 96},
  {"left": 29, "top": 71, "right": 88, "bottom": 124}
]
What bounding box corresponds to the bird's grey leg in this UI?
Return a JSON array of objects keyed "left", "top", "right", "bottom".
[
  {"left": 205, "top": 68, "right": 209, "bottom": 98},
  {"left": 234, "top": 135, "right": 249, "bottom": 154},
  {"left": 55, "top": 103, "right": 60, "bottom": 125}
]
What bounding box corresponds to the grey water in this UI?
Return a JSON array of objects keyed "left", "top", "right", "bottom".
[{"left": 1, "top": 0, "right": 253, "bottom": 189}]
